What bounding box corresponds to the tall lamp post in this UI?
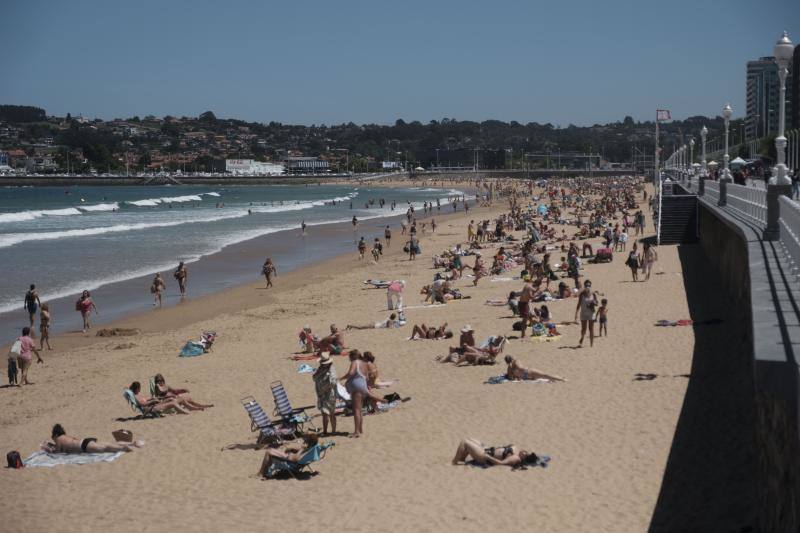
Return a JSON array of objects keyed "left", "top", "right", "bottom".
[
  {"left": 721, "top": 104, "right": 733, "bottom": 183},
  {"left": 689, "top": 138, "right": 695, "bottom": 178},
  {"left": 701, "top": 126, "right": 708, "bottom": 176},
  {"left": 771, "top": 31, "right": 794, "bottom": 185}
]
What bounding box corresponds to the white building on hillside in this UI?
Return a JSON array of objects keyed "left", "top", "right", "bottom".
[{"left": 225, "top": 159, "right": 284, "bottom": 175}]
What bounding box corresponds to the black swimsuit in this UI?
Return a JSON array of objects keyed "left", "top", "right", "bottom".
[
  {"left": 484, "top": 445, "right": 514, "bottom": 460},
  {"left": 81, "top": 437, "right": 97, "bottom": 452}
]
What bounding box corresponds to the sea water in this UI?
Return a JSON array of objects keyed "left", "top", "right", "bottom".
[{"left": 0, "top": 183, "right": 462, "bottom": 341}]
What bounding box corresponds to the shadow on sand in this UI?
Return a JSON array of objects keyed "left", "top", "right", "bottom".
[{"left": 648, "top": 243, "right": 757, "bottom": 533}]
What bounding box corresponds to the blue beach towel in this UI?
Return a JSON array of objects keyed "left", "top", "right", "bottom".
[
  {"left": 180, "top": 342, "right": 205, "bottom": 357},
  {"left": 297, "top": 364, "right": 315, "bottom": 374}
]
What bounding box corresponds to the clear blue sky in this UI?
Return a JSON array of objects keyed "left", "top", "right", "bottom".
[{"left": 2, "top": 0, "right": 798, "bottom": 125}]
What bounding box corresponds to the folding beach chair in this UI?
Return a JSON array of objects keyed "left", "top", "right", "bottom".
[
  {"left": 241, "top": 396, "right": 294, "bottom": 447},
  {"left": 266, "top": 442, "right": 335, "bottom": 479},
  {"left": 269, "top": 381, "right": 316, "bottom": 432},
  {"left": 122, "top": 389, "right": 162, "bottom": 418}
]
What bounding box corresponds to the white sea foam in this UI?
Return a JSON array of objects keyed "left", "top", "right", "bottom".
[
  {"left": 0, "top": 207, "right": 83, "bottom": 223},
  {"left": 79, "top": 202, "right": 119, "bottom": 212},
  {"left": 205, "top": 192, "right": 221, "bottom": 197}
]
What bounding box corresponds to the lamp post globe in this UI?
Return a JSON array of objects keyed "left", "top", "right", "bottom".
[{"left": 771, "top": 31, "right": 793, "bottom": 185}]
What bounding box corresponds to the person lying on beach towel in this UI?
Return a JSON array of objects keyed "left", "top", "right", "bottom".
[
  {"left": 451, "top": 437, "right": 549, "bottom": 470},
  {"left": 346, "top": 312, "right": 405, "bottom": 330},
  {"left": 410, "top": 322, "right": 453, "bottom": 340},
  {"left": 504, "top": 355, "right": 566, "bottom": 382},
  {"left": 42, "top": 423, "right": 143, "bottom": 454}
]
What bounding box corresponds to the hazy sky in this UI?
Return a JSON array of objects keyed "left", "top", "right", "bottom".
[{"left": 2, "top": 0, "right": 798, "bottom": 125}]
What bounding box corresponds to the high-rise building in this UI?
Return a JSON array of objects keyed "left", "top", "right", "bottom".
[
  {"left": 746, "top": 55, "right": 794, "bottom": 140},
  {"left": 792, "top": 45, "right": 800, "bottom": 130}
]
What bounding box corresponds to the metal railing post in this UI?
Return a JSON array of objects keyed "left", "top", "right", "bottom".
[{"left": 718, "top": 179, "right": 728, "bottom": 206}]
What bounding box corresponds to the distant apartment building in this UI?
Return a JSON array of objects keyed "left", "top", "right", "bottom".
[
  {"left": 283, "top": 156, "right": 330, "bottom": 174},
  {"left": 225, "top": 159, "right": 285, "bottom": 175},
  {"left": 746, "top": 55, "right": 794, "bottom": 140}
]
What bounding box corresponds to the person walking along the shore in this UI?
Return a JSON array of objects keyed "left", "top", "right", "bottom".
[
  {"left": 384, "top": 225, "right": 391, "bottom": 246},
  {"left": 174, "top": 261, "right": 188, "bottom": 298},
  {"left": 262, "top": 257, "right": 277, "bottom": 288},
  {"left": 151, "top": 273, "right": 166, "bottom": 307},
  {"left": 76, "top": 290, "right": 98, "bottom": 333},
  {"left": 39, "top": 304, "right": 52, "bottom": 350},
  {"left": 16, "top": 327, "right": 43, "bottom": 385},
  {"left": 24, "top": 284, "right": 41, "bottom": 330},
  {"left": 640, "top": 243, "right": 658, "bottom": 281}
]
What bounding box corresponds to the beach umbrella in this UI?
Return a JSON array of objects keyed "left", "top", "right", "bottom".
[
  {"left": 707, "top": 161, "right": 719, "bottom": 168},
  {"left": 415, "top": 166, "right": 425, "bottom": 171},
  {"left": 730, "top": 157, "right": 746, "bottom": 168}
]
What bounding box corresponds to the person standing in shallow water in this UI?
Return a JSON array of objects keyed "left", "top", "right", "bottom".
[
  {"left": 151, "top": 273, "right": 166, "bottom": 307},
  {"left": 262, "top": 258, "right": 277, "bottom": 288},
  {"left": 174, "top": 262, "right": 188, "bottom": 298},
  {"left": 24, "top": 284, "right": 41, "bottom": 330}
]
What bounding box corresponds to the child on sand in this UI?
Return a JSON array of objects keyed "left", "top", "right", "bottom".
[{"left": 596, "top": 298, "right": 608, "bottom": 337}]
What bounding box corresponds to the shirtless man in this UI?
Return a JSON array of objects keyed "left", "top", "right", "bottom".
[
  {"left": 504, "top": 355, "right": 565, "bottom": 382},
  {"left": 174, "top": 261, "right": 188, "bottom": 297},
  {"left": 44, "top": 423, "right": 142, "bottom": 454},
  {"left": 518, "top": 276, "right": 536, "bottom": 339},
  {"left": 317, "top": 324, "right": 346, "bottom": 354},
  {"left": 24, "top": 284, "right": 41, "bottom": 329}
]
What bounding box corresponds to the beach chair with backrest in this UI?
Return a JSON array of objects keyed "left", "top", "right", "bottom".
[
  {"left": 266, "top": 442, "right": 335, "bottom": 479},
  {"left": 122, "top": 388, "right": 162, "bottom": 418},
  {"left": 269, "top": 381, "right": 316, "bottom": 433},
  {"left": 241, "top": 396, "right": 294, "bottom": 447}
]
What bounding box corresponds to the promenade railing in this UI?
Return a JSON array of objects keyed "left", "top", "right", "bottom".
[
  {"left": 704, "top": 180, "right": 720, "bottom": 204},
  {"left": 726, "top": 183, "right": 767, "bottom": 226},
  {"left": 779, "top": 195, "right": 800, "bottom": 286}
]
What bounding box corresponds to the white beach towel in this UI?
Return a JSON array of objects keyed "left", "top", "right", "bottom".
[{"left": 23, "top": 450, "right": 125, "bottom": 468}]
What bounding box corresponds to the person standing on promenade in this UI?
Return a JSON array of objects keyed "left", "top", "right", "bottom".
[
  {"left": 151, "top": 273, "right": 166, "bottom": 307},
  {"left": 39, "top": 304, "right": 52, "bottom": 350},
  {"left": 575, "top": 279, "right": 598, "bottom": 347},
  {"left": 174, "top": 262, "right": 188, "bottom": 298},
  {"left": 262, "top": 258, "right": 277, "bottom": 288},
  {"left": 24, "top": 284, "right": 41, "bottom": 330},
  {"left": 17, "top": 327, "right": 43, "bottom": 385},
  {"left": 76, "top": 290, "right": 98, "bottom": 333}
]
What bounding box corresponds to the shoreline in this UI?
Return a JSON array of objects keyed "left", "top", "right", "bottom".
[{"left": 0, "top": 183, "right": 483, "bottom": 354}]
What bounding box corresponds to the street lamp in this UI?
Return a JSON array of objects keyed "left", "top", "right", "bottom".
[
  {"left": 771, "top": 30, "right": 794, "bottom": 185},
  {"left": 701, "top": 126, "right": 708, "bottom": 176},
  {"left": 721, "top": 103, "right": 733, "bottom": 182},
  {"left": 689, "top": 138, "right": 695, "bottom": 178}
]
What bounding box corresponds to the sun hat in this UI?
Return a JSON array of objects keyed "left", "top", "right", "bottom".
[
  {"left": 461, "top": 324, "right": 474, "bottom": 333},
  {"left": 319, "top": 352, "right": 333, "bottom": 365}
]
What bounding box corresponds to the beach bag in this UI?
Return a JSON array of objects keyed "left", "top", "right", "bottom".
[
  {"left": 8, "top": 341, "right": 21, "bottom": 360},
  {"left": 532, "top": 323, "right": 546, "bottom": 337},
  {"left": 6, "top": 451, "right": 23, "bottom": 469},
  {"left": 179, "top": 342, "right": 205, "bottom": 357}
]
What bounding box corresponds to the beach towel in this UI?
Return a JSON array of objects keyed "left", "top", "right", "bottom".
[
  {"left": 179, "top": 341, "right": 205, "bottom": 357},
  {"left": 23, "top": 450, "right": 125, "bottom": 468},
  {"left": 364, "top": 279, "right": 390, "bottom": 288},
  {"left": 467, "top": 454, "right": 551, "bottom": 469},
  {"left": 485, "top": 375, "right": 555, "bottom": 385},
  {"left": 655, "top": 319, "right": 693, "bottom": 327},
  {"left": 490, "top": 277, "right": 514, "bottom": 282},
  {"left": 297, "top": 364, "right": 315, "bottom": 374}
]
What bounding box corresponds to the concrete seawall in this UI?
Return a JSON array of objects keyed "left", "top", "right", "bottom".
[{"left": 697, "top": 200, "right": 800, "bottom": 532}]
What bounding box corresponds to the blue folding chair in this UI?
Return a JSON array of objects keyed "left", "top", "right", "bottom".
[
  {"left": 122, "top": 389, "right": 162, "bottom": 418},
  {"left": 267, "top": 442, "right": 335, "bottom": 478},
  {"left": 269, "top": 381, "right": 316, "bottom": 432},
  {"left": 241, "top": 396, "right": 294, "bottom": 447}
]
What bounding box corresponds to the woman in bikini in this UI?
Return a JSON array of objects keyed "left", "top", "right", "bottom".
[
  {"left": 39, "top": 303, "right": 52, "bottom": 350},
  {"left": 452, "top": 437, "right": 542, "bottom": 469},
  {"left": 151, "top": 273, "right": 166, "bottom": 307},
  {"left": 504, "top": 355, "right": 565, "bottom": 382},
  {"left": 574, "top": 280, "right": 598, "bottom": 347},
  {"left": 410, "top": 322, "right": 452, "bottom": 340},
  {"left": 129, "top": 381, "right": 191, "bottom": 415},
  {"left": 44, "top": 424, "right": 142, "bottom": 454},
  {"left": 257, "top": 433, "right": 319, "bottom": 477},
  {"left": 152, "top": 373, "right": 213, "bottom": 410},
  {"left": 76, "top": 290, "right": 98, "bottom": 333}
]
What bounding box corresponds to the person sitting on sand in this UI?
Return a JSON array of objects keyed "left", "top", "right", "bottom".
[
  {"left": 43, "top": 423, "right": 142, "bottom": 454},
  {"left": 504, "top": 355, "right": 565, "bottom": 382},
  {"left": 152, "top": 373, "right": 214, "bottom": 410},
  {"left": 410, "top": 322, "right": 453, "bottom": 340},
  {"left": 298, "top": 325, "right": 318, "bottom": 353},
  {"left": 130, "top": 381, "right": 191, "bottom": 415},
  {"left": 257, "top": 432, "right": 319, "bottom": 477},
  {"left": 443, "top": 325, "right": 475, "bottom": 359},
  {"left": 451, "top": 437, "right": 542, "bottom": 469},
  {"left": 346, "top": 312, "right": 404, "bottom": 330},
  {"left": 317, "top": 324, "right": 346, "bottom": 354},
  {"left": 453, "top": 336, "right": 507, "bottom": 365}
]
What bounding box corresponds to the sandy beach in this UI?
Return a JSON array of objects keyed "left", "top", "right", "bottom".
[{"left": 1, "top": 181, "right": 717, "bottom": 532}]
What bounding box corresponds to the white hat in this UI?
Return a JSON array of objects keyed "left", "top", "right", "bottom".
[
  {"left": 461, "top": 324, "right": 474, "bottom": 333},
  {"left": 318, "top": 352, "right": 333, "bottom": 365}
]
